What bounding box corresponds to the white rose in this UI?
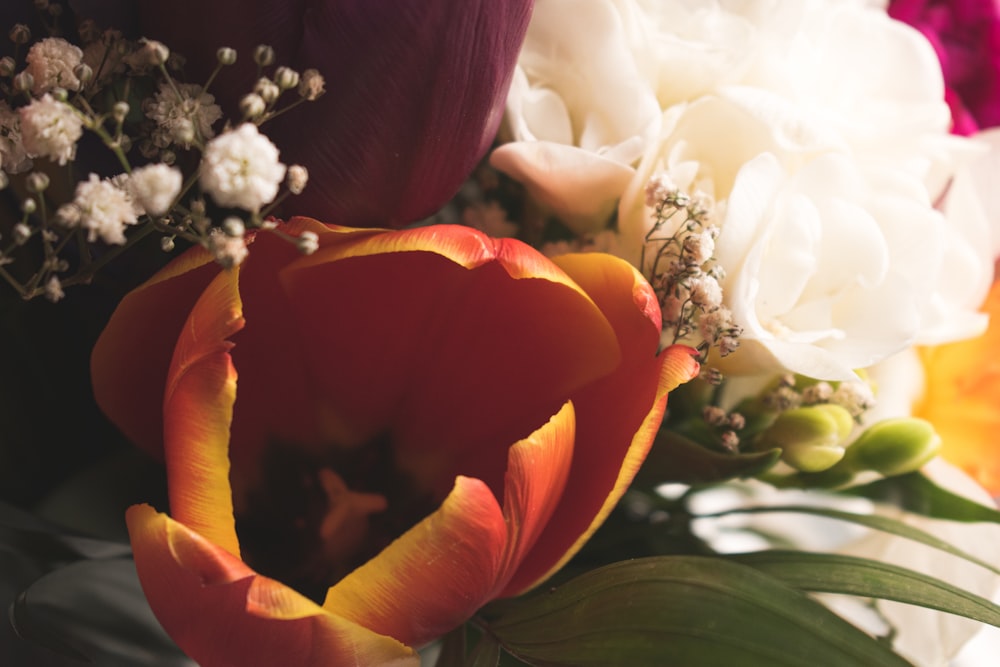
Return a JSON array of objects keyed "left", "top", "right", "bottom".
[
  {"left": 490, "top": 0, "right": 661, "bottom": 233},
  {"left": 493, "top": 0, "right": 956, "bottom": 237},
  {"left": 716, "top": 152, "right": 986, "bottom": 380}
]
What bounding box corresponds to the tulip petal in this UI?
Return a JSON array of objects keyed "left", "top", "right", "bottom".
[
  {"left": 279, "top": 225, "right": 621, "bottom": 498},
  {"left": 222, "top": 220, "right": 365, "bottom": 485},
  {"left": 495, "top": 401, "right": 576, "bottom": 591},
  {"left": 91, "top": 247, "right": 219, "bottom": 460},
  {"left": 288, "top": 222, "right": 585, "bottom": 287},
  {"left": 127, "top": 505, "right": 418, "bottom": 667},
  {"left": 139, "top": 0, "right": 532, "bottom": 227},
  {"left": 503, "top": 253, "right": 700, "bottom": 594},
  {"left": 163, "top": 268, "right": 244, "bottom": 556},
  {"left": 323, "top": 476, "right": 508, "bottom": 648}
]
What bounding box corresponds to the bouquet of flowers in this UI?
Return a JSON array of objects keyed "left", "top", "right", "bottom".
[{"left": 3, "top": 0, "right": 1000, "bottom": 665}]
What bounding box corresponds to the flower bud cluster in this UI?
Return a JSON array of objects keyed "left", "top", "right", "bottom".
[
  {"left": 642, "top": 172, "right": 741, "bottom": 365},
  {"left": 762, "top": 374, "right": 876, "bottom": 422},
  {"left": 0, "top": 15, "right": 325, "bottom": 301}
]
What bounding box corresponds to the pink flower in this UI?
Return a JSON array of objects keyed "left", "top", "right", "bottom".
[{"left": 889, "top": 0, "right": 1000, "bottom": 134}]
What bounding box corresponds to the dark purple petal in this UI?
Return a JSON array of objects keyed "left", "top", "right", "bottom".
[{"left": 138, "top": 0, "right": 533, "bottom": 227}]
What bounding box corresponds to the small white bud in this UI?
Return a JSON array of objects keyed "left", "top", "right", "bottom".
[
  {"left": 13, "top": 223, "right": 31, "bottom": 244},
  {"left": 13, "top": 71, "right": 34, "bottom": 92},
  {"left": 286, "top": 165, "right": 308, "bottom": 195},
  {"left": 297, "top": 230, "right": 319, "bottom": 255},
  {"left": 9, "top": 24, "right": 31, "bottom": 45},
  {"left": 253, "top": 45, "right": 275, "bottom": 67},
  {"left": 274, "top": 66, "right": 299, "bottom": 90},
  {"left": 141, "top": 39, "right": 170, "bottom": 66},
  {"left": 239, "top": 93, "right": 266, "bottom": 119},
  {"left": 26, "top": 172, "right": 50, "bottom": 193},
  {"left": 216, "top": 47, "right": 238, "bottom": 66},
  {"left": 222, "top": 216, "right": 245, "bottom": 237},
  {"left": 44, "top": 275, "right": 64, "bottom": 303},
  {"left": 254, "top": 78, "right": 280, "bottom": 105},
  {"left": 112, "top": 101, "right": 130, "bottom": 123},
  {"left": 74, "top": 63, "right": 94, "bottom": 84}
]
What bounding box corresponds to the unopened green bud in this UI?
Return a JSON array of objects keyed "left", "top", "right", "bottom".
[
  {"left": 761, "top": 404, "right": 854, "bottom": 473},
  {"left": 842, "top": 417, "right": 941, "bottom": 477}
]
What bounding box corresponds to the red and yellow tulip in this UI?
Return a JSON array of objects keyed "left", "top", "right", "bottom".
[
  {"left": 915, "top": 279, "right": 1000, "bottom": 495},
  {"left": 91, "top": 220, "right": 699, "bottom": 664}
]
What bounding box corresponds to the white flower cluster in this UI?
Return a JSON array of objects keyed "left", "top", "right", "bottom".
[
  {"left": 24, "top": 37, "right": 84, "bottom": 94},
  {"left": 145, "top": 81, "right": 222, "bottom": 149},
  {"left": 0, "top": 25, "right": 325, "bottom": 302},
  {"left": 642, "top": 172, "right": 741, "bottom": 362},
  {"left": 58, "top": 173, "right": 138, "bottom": 245},
  {"left": 18, "top": 93, "right": 83, "bottom": 166},
  {"left": 493, "top": 0, "right": 995, "bottom": 383},
  {"left": 199, "top": 123, "right": 287, "bottom": 212}
]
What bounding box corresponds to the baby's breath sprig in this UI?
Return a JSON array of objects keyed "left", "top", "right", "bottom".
[
  {"left": 0, "top": 14, "right": 327, "bottom": 302},
  {"left": 641, "top": 171, "right": 742, "bottom": 374},
  {"left": 762, "top": 373, "right": 877, "bottom": 423}
]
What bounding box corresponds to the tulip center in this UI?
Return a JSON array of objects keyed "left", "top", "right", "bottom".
[{"left": 235, "top": 434, "right": 438, "bottom": 602}]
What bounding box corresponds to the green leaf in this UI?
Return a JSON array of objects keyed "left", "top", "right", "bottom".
[
  {"left": 731, "top": 551, "right": 1000, "bottom": 627},
  {"left": 9, "top": 558, "right": 193, "bottom": 666},
  {"left": 485, "top": 556, "right": 911, "bottom": 666},
  {"left": 636, "top": 430, "right": 781, "bottom": 486},
  {"left": 433, "top": 626, "right": 466, "bottom": 667},
  {"left": 844, "top": 472, "right": 1000, "bottom": 523},
  {"left": 703, "top": 504, "right": 1000, "bottom": 577},
  {"left": 465, "top": 634, "right": 501, "bottom": 667}
]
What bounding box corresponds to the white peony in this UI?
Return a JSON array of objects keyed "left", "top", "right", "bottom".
[{"left": 490, "top": 0, "right": 661, "bottom": 233}]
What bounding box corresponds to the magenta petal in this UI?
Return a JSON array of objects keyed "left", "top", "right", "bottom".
[{"left": 139, "top": 0, "right": 533, "bottom": 227}]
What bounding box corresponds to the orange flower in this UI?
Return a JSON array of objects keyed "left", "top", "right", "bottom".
[
  {"left": 91, "top": 219, "right": 699, "bottom": 664},
  {"left": 915, "top": 279, "right": 1000, "bottom": 495}
]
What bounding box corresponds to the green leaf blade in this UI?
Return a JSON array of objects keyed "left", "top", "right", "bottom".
[
  {"left": 845, "top": 472, "right": 1000, "bottom": 524},
  {"left": 706, "top": 505, "right": 1000, "bottom": 576},
  {"left": 486, "top": 556, "right": 912, "bottom": 667},
  {"left": 731, "top": 551, "right": 1000, "bottom": 627}
]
